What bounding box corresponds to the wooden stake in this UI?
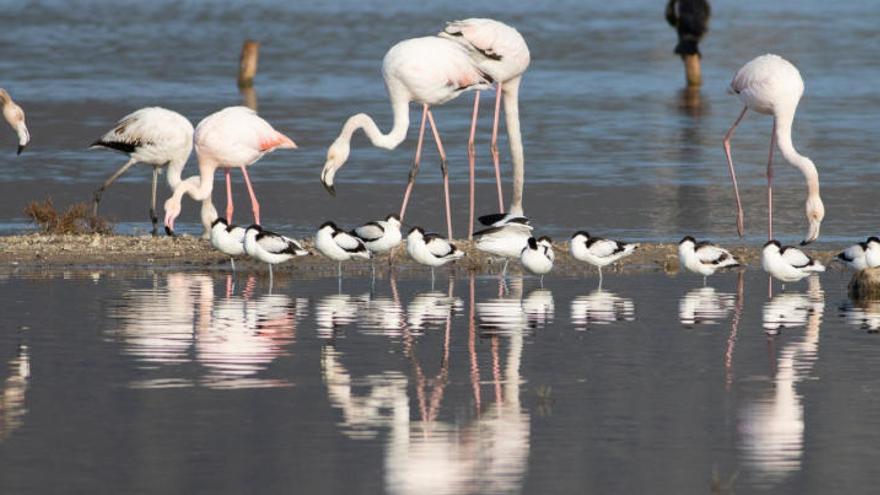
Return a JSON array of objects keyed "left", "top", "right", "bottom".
[
  {"left": 683, "top": 54, "right": 702, "bottom": 87},
  {"left": 238, "top": 40, "right": 259, "bottom": 88}
]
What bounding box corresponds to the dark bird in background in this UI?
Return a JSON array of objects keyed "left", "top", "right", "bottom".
[{"left": 665, "top": 0, "right": 711, "bottom": 87}]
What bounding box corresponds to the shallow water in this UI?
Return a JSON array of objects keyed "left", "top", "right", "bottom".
[
  {"left": 1, "top": 0, "right": 879, "bottom": 243},
  {"left": 1, "top": 268, "right": 879, "bottom": 494}
]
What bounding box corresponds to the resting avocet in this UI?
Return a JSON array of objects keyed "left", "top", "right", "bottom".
[
  {"left": 520, "top": 236, "right": 553, "bottom": 284},
  {"left": 678, "top": 236, "right": 740, "bottom": 284},
  {"left": 570, "top": 231, "right": 638, "bottom": 283},
  {"left": 406, "top": 227, "right": 464, "bottom": 284},
  {"left": 762, "top": 240, "right": 825, "bottom": 283},
  {"left": 477, "top": 212, "right": 531, "bottom": 228},
  {"left": 353, "top": 214, "right": 403, "bottom": 256},
  {"left": 836, "top": 241, "right": 870, "bottom": 271},
  {"left": 474, "top": 220, "right": 532, "bottom": 275},
  {"left": 210, "top": 217, "right": 246, "bottom": 271},
  {"left": 243, "top": 225, "right": 309, "bottom": 284},
  {"left": 315, "top": 221, "right": 371, "bottom": 278}
]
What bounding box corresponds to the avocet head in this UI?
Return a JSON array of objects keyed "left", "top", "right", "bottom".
[
  {"left": 537, "top": 236, "right": 553, "bottom": 247},
  {"left": 679, "top": 236, "right": 696, "bottom": 246},
  {"left": 385, "top": 213, "right": 401, "bottom": 226},
  {"left": 318, "top": 221, "right": 338, "bottom": 233},
  {"left": 763, "top": 239, "right": 782, "bottom": 254},
  {"left": 407, "top": 226, "right": 425, "bottom": 240},
  {"left": 867, "top": 236, "right": 880, "bottom": 248},
  {"left": 211, "top": 217, "right": 228, "bottom": 228},
  {"left": 801, "top": 195, "right": 825, "bottom": 245},
  {"left": 320, "top": 138, "right": 352, "bottom": 197},
  {"left": 571, "top": 231, "right": 590, "bottom": 241}
]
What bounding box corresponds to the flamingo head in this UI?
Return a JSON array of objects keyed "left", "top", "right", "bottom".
[
  {"left": 163, "top": 196, "right": 182, "bottom": 236},
  {"left": 320, "top": 139, "right": 351, "bottom": 196},
  {"left": 1, "top": 98, "right": 29, "bottom": 155},
  {"left": 801, "top": 195, "right": 825, "bottom": 245}
]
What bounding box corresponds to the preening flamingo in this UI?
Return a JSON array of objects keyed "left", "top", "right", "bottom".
[
  {"left": 439, "top": 18, "right": 530, "bottom": 235},
  {"left": 723, "top": 54, "right": 824, "bottom": 245},
  {"left": 0, "top": 88, "right": 30, "bottom": 155},
  {"left": 320, "top": 36, "right": 492, "bottom": 240},
  {"left": 91, "top": 107, "right": 194, "bottom": 235},
  {"left": 665, "top": 0, "right": 711, "bottom": 86},
  {"left": 164, "top": 106, "right": 296, "bottom": 236}
]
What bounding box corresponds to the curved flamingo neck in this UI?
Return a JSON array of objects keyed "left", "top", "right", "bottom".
[
  {"left": 165, "top": 155, "right": 189, "bottom": 190},
  {"left": 338, "top": 92, "right": 410, "bottom": 151},
  {"left": 774, "top": 109, "right": 819, "bottom": 200},
  {"left": 502, "top": 76, "right": 524, "bottom": 215}
]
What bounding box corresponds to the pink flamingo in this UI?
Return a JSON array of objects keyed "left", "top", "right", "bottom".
[
  {"left": 0, "top": 88, "right": 30, "bottom": 155},
  {"left": 439, "top": 18, "right": 530, "bottom": 235},
  {"left": 723, "top": 54, "right": 824, "bottom": 245},
  {"left": 320, "top": 36, "right": 489, "bottom": 240},
  {"left": 163, "top": 106, "right": 296, "bottom": 235}
]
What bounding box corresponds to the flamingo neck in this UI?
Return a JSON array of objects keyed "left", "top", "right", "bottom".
[
  {"left": 0, "top": 89, "right": 9, "bottom": 106},
  {"left": 338, "top": 93, "right": 410, "bottom": 151},
  {"left": 774, "top": 111, "right": 820, "bottom": 201},
  {"left": 502, "top": 76, "right": 524, "bottom": 215},
  {"left": 165, "top": 156, "right": 189, "bottom": 190}
]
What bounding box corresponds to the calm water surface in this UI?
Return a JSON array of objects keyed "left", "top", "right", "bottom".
[
  {"left": 1, "top": 268, "right": 879, "bottom": 494},
  {"left": 0, "top": 0, "right": 879, "bottom": 243}
]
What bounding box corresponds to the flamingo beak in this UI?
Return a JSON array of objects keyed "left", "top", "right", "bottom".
[
  {"left": 321, "top": 178, "right": 336, "bottom": 197},
  {"left": 165, "top": 225, "right": 175, "bottom": 237},
  {"left": 16, "top": 144, "right": 25, "bottom": 155}
]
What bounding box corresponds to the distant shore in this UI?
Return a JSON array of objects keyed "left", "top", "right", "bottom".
[{"left": 0, "top": 233, "right": 844, "bottom": 277}]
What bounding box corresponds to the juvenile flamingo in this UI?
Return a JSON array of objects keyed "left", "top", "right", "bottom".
[
  {"left": 0, "top": 88, "right": 30, "bottom": 155},
  {"left": 320, "top": 36, "right": 493, "bottom": 240},
  {"left": 439, "top": 18, "right": 530, "bottom": 235},
  {"left": 164, "top": 106, "right": 296, "bottom": 236},
  {"left": 91, "top": 107, "right": 193, "bottom": 235},
  {"left": 723, "top": 54, "right": 824, "bottom": 245}
]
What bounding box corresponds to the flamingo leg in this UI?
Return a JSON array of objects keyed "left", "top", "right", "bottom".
[
  {"left": 468, "top": 91, "right": 480, "bottom": 239},
  {"left": 723, "top": 107, "right": 748, "bottom": 237},
  {"left": 225, "top": 168, "right": 234, "bottom": 223},
  {"left": 490, "top": 83, "right": 505, "bottom": 213},
  {"left": 93, "top": 157, "right": 137, "bottom": 217},
  {"left": 426, "top": 109, "right": 453, "bottom": 240},
  {"left": 150, "top": 166, "right": 159, "bottom": 236},
  {"left": 400, "top": 104, "right": 428, "bottom": 221},
  {"left": 239, "top": 165, "right": 260, "bottom": 225},
  {"left": 767, "top": 120, "right": 776, "bottom": 241}
]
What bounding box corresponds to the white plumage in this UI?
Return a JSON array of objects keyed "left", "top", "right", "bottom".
[
  {"left": 866, "top": 237, "right": 880, "bottom": 268},
  {"left": 836, "top": 241, "right": 869, "bottom": 271},
  {"left": 570, "top": 231, "right": 638, "bottom": 281},
  {"left": 91, "top": 107, "right": 194, "bottom": 234},
  {"left": 315, "top": 221, "right": 371, "bottom": 262},
  {"left": 243, "top": 225, "right": 309, "bottom": 285},
  {"left": 406, "top": 227, "right": 464, "bottom": 269},
  {"left": 761, "top": 240, "right": 825, "bottom": 283},
  {"left": 520, "top": 236, "right": 553, "bottom": 277},
  {"left": 678, "top": 236, "right": 740, "bottom": 279},
  {"left": 474, "top": 221, "right": 532, "bottom": 275},
  {"left": 210, "top": 217, "right": 246, "bottom": 270},
  {"left": 353, "top": 214, "right": 403, "bottom": 254}
]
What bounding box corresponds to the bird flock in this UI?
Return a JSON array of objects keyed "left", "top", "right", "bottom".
[{"left": 2, "top": 13, "right": 878, "bottom": 289}]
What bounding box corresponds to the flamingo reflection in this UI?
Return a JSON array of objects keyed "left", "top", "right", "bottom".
[
  {"left": 740, "top": 276, "right": 823, "bottom": 484},
  {"left": 108, "top": 273, "right": 303, "bottom": 389}
]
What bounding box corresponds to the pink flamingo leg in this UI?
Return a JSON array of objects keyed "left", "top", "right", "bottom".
[
  {"left": 239, "top": 165, "right": 261, "bottom": 226},
  {"left": 400, "top": 104, "right": 428, "bottom": 221},
  {"left": 467, "top": 91, "right": 480, "bottom": 239},
  {"left": 490, "top": 83, "right": 505, "bottom": 213},
  {"left": 767, "top": 120, "right": 776, "bottom": 241},
  {"left": 224, "top": 168, "right": 234, "bottom": 223},
  {"left": 426, "top": 109, "right": 453, "bottom": 240},
  {"left": 723, "top": 107, "right": 748, "bottom": 237}
]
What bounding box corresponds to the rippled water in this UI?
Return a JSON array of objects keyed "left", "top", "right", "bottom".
[
  {"left": 1, "top": 268, "right": 880, "bottom": 493},
  {"left": 1, "top": 0, "right": 879, "bottom": 243}
]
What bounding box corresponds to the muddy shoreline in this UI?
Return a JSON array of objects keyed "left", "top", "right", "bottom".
[{"left": 0, "top": 233, "right": 844, "bottom": 277}]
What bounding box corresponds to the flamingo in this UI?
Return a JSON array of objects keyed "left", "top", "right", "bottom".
[
  {"left": 163, "top": 106, "right": 296, "bottom": 236},
  {"left": 0, "top": 88, "right": 30, "bottom": 155},
  {"left": 91, "top": 107, "right": 194, "bottom": 235},
  {"left": 665, "top": 0, "right": 711, "bottom": 87},
  {"left": 723, "top": 54, "right": 824, "bottom": 245},
  {"left": 320, "top": 36, "right": 492, "bottom": 240},
  {"left": 439, "top": 18, "right": 530, "bottom": 235}
]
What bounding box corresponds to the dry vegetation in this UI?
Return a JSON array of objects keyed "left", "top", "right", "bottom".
[{"left": 23, "top": 198, "right": 112, "bottom": 235}]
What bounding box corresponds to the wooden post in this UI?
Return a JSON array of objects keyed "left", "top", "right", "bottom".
[
  {"left": 683, "top": 54, "right": 702, "bottom": 87},
  {"left": 849, "top": 267, "right": 880, "bottom": 300},
  {"left": 238, "top": 40, "right": 259, "bottom": 88}
]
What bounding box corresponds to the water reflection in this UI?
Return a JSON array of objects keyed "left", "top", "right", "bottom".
[
  {"left": 0, "top": 344, "right": 29, "bottom": 442},
  {"left": 741, "top": 276, "right": 824, "bottom": 485},
  {"left": 839, "top": 299, "right": 880, "bottom": 333},
  {"left": 108, "top": 273, "right": 302, "bottom": 389},
  {"left": 679, "top": 287, "right": 736, "bottom": 326},
  {"left": 314, "top": 294, "right": 360, "bottom": 338},
  {"left": 570, "top": 289, "right": 635, "bottom": 330},
  {"left": 322, "top": 275, "right": 529, "bottom": 494},
  {"left": 478, "top": 276, "right": 555, "bottom": 335}
]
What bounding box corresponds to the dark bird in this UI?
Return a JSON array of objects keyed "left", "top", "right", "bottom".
[{"left": 665, "top": 0, "right": 711, "bottom": 86}]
